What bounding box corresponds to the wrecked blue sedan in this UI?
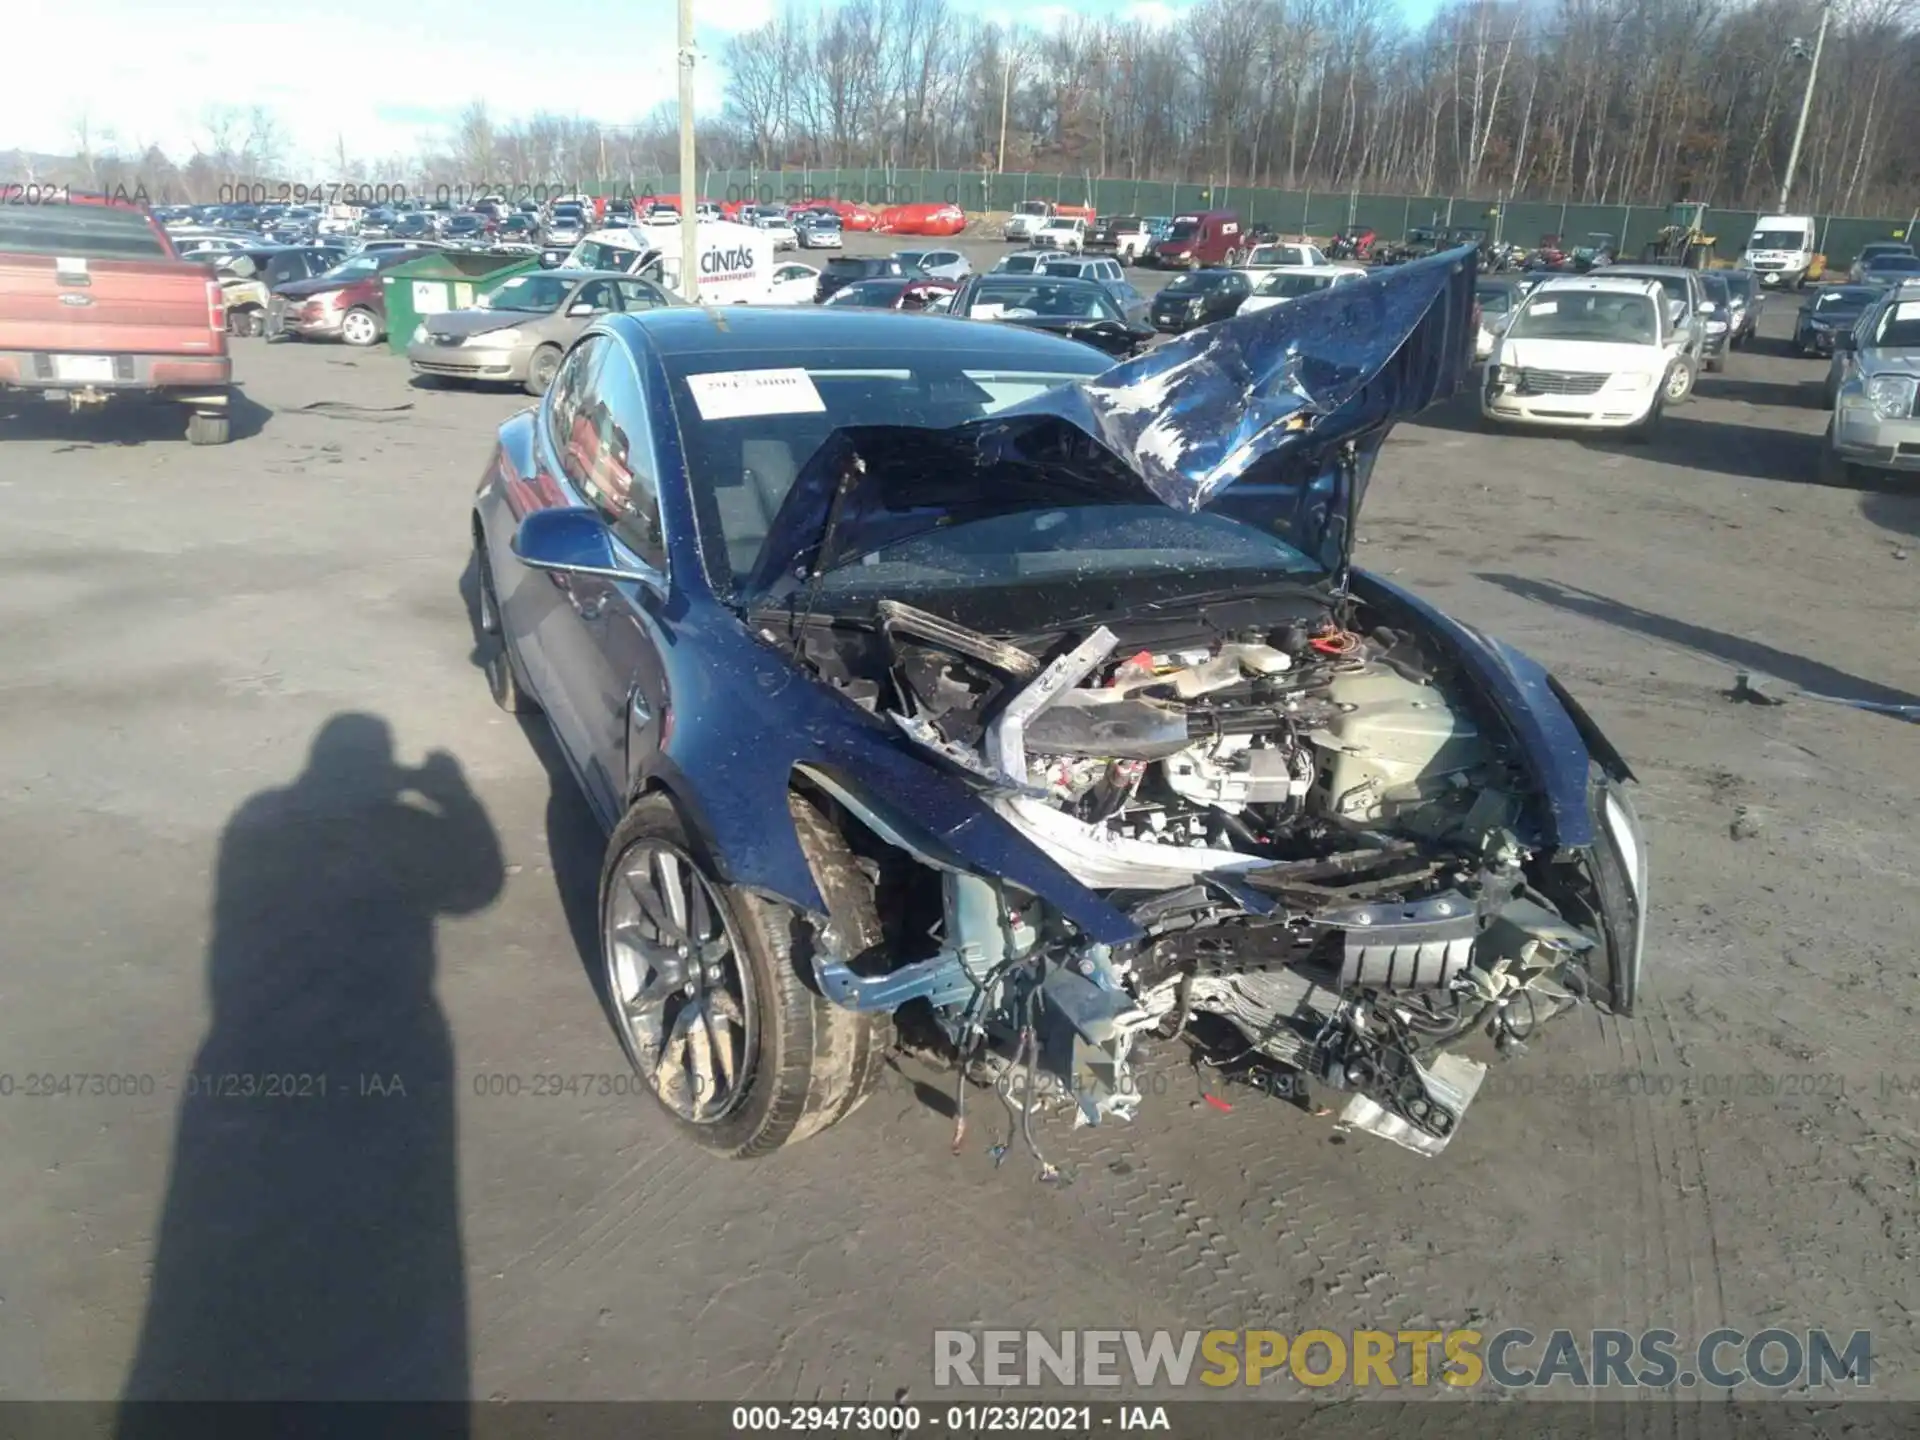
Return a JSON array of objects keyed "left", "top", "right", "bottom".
[{"left": 470, "top": 247, "right": 1649, "bottom": 1160}]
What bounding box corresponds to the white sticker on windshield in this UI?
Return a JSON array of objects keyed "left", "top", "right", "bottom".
[
  {"left": 686, "top": 367, "right": 827, "bottom": 420},
  {"left": 1896, "top": 301, "right": 1920, "bottom": 321},
  {"left": 1527, "top": 299, "right": 1558, "bottom": 315}
]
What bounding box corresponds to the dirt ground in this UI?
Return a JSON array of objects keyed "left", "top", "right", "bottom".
[{"left": 0, "top": 249, "right": 1915, "bottom": 1405}]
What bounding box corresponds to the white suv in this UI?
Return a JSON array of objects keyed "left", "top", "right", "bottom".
[{"left": 1481, "top": 276, "right": 1674, "bottom": 438}]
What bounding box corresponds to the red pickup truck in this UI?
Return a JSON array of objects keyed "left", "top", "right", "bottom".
[{"left": 0, "top": 195, "right": 233, "bottom": 444}]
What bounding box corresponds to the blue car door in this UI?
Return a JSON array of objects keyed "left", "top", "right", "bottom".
[{"left": 532, "top": 330, "right": 672, "bottom": 829}]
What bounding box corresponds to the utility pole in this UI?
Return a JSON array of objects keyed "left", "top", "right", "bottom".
[
  {"left": 997, "top": 51, "right": 1012, "bottom": 174},
  {"left": 678, "top": 0, "right": 700, "bottom": 303},
  {"left": 1779, "top": 0, "right": 1833, "bottom": 213}
]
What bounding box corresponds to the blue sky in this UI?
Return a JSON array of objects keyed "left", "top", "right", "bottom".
[{"left": 6, "top": 0, "right": 1445, "bottom": 171}]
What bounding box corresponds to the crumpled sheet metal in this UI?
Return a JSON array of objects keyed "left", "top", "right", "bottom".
[{"left": 992, "top": 245, "right": 1480, "bottom": 513}]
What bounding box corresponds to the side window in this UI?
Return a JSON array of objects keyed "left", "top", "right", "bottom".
[
  {"left": 615, "top": 279, "right": 667, "bottom": 310},
  {"left": 546, "top": 335, "right": 599, "bottom": 460},
  {"left": 558, "top": 340, "right": 665, "bottom": 573},
  {"left": 573, "top": 280, "right": 618, "bottom": 314}
]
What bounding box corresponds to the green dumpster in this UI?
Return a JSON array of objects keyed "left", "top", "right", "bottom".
[{"left": 381, "top": 252, "right": 539, "bottom": 355}]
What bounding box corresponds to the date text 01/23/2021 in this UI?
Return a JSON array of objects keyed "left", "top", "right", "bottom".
[
  {"left": 0, "top": 1072, "right": 407, "bottom": 1100},
  {"left": 729, "top": 1405, "right": 1172, "bottom": 1433}
]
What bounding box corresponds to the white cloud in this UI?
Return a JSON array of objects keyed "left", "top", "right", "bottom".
[
  {"left": 2, "top": 0, "right": 743, "bottom": 173},
  {"left": 1121, "top": 1, "right": 1182, "bottom": 28}
]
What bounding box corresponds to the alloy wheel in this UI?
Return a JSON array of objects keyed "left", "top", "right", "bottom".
[
  {"left": 604, "top": 842, "right": 755, "bottom": 1123},
  {"left": 341, "top": 310, "right": 378, "bottom": 346}
]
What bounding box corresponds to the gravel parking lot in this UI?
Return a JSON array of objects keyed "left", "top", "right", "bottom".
[{"left": 2, "top": 242, "right": 1916, "bottom": 1403}]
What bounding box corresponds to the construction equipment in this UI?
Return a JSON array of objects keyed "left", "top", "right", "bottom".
[{"left": 1642, "top": 202, "right": 1716, "bottom": 269}]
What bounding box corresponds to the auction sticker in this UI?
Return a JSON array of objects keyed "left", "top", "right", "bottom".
[{"left": 686, "top": 368, "right": 826, "bottom": 420}]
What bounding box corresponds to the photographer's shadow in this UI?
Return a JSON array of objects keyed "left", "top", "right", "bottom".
[{"left": 121, "top": 714, "right": 503, "bottom": 1409}]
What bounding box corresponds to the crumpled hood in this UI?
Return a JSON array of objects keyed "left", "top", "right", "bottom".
[{"left": 739, "top": 245, "right": 1479, "bottom": 600}]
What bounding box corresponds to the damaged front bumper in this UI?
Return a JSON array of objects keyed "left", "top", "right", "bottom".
[{"left": 798, "top": 616, "right": 1637, "bottom": 1158}]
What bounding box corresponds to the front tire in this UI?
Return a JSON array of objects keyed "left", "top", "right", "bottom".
[
  {"left": 1663, "top": 357, "right": 1696, "bottom": 405},
  {"left": 598, "top": 793, "right": 890, "bottom": 1157},
  {"left": 340, "top": 307, "right": 381, "bottom": 347},
  {"left": 524, "top": 345, "right": 562, "bottom": 396}
]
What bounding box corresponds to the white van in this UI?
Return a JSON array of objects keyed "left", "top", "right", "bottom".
[
  {"left": 558, "top": 221, "right": 778, "bottom": 305},
  {"left": 1743, "top": 214, "right": 1819, "bottom": 290}
]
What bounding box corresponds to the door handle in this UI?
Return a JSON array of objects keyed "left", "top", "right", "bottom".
[{"left": 572, "top": 592, "right": 608, "bottom": 621}]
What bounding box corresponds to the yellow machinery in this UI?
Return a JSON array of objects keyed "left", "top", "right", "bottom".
[{"left": 1642, "top": 201, "right": 1717, "bottom": 269}]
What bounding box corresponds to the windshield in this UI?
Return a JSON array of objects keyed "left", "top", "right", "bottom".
[
  {"left": 1247, "top": 245, "right": 1297, "bottom": 266},
  {"left": 1866, "top": 255, "right": 1920, "bottom": 274},
  {"left": 0, "top": 204, "right": 168, "bottom": 259},
  {"left": 1751, "top": 230, "right": 1808, "bottom": 251},
  {"left": 569, "top": 240, "right": 642, "bottom": 271},
  {"left": 1165, "top": 271, "right": 1228, "bottom": 293},
  {"left": 1476, "top": 284, "right": 1518, "bottom": 315},
  {"left": 895, "top": 252, "right": 926, "bottom": 268},
  {"left": 1507, "top": 289, "right": 1659, "bottom": 344},
  {"left": 1015, "top": 202, "right": 1049, "bottom": 216},
  {"left": 964, "top": 280, "right": 1117, "bottom": 320},
  {"left": 1000, "top": 255, "right": 1040, "bottom": 273},
  {"left": 479, "top": 275, "right": 569, "bottom": 312},
  {"left": 825, "top": 281, "right": 904, "bottom": 307},
  {"left": 663, "top": 347, "right": 1324, "bottom": 603},
  {"left": 1699, "top": 274, "right": 1730, "bottom": 306},
  {"left": 1167, "top": 218, "right": 1200, "bottom": 241},
  {"left": 1816, "top": 289, "right": 1873, "bottom": 311},
  {"left": 1873, "top": 300, "right": 1920, "bottom": 347},
  {"left": 1860, "top": 245, "right": 1912, "bottom": 261},
  {"left": 1256, "top": 271, "right": 1335, "bottom": 299},
  {"left": 320, "top": 254, "right": 383, "bottom": 280}
]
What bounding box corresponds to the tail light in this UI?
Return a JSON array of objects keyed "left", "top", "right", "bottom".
[{"left": 206, "top": 279, "right": 226, "bottom": 334}]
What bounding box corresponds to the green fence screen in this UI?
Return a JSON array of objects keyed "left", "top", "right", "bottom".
[{"left": 585, "top": 168, "right": 1915, "bottom": 266}]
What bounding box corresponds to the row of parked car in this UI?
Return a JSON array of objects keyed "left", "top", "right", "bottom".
[{"left": 1791, "top": 238, "right": 1920, "bottom": 482}]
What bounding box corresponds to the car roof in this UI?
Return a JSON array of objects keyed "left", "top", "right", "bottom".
[
  {"left": 1604, "top": 264, "right": 1692, "bottom": 277},
  {"left": 1259, "top": 263, "right": 1364, "bottom": 276},
  {"left": 1534, "top": 275, "right": 1663, "bottom": 294},
  {"left": 975, "top": 272, "right": 1106, "bottom": 288},
  {"left": 606, "top": 305, "right": 1112, "bottom": 362}
]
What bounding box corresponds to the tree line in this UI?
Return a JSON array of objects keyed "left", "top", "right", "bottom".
[
  {"left": 21, "top": 0, "right": 1919, "bottom": 217},
  {"left": 715, "top": 0, "right": 1920, "bottom": 215}
]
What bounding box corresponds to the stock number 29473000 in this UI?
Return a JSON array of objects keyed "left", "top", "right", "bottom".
[{"left": 731, "top": 1406, "right": 922, "bottom": 1432}]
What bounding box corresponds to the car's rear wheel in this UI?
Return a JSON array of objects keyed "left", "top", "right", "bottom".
[
  {"left": 474, "top": 534, "right": 539, "bottom": 714},
  {"left": 598, "top": 793, "right": 890, "bottom": 1157},
  {"left": 524, "top": 345, "right": 562, "bottom": 396},
  {"left": 340, "top": 308, "right": 381, "bottom": 347}
]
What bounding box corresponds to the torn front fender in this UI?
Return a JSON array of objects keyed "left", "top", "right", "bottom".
[{"left": 637, "top": 610, "right": 1142, "bottom": 948}]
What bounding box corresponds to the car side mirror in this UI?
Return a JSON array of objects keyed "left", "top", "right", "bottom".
[
  {"left": 568, "top": 302, "right": 596, "bottom": 316},
  {"left": 512, "top": 507, "right": 646, "bottom": 581},
  {"left": 1697, "top": 300, "right": 1715, "bottom": 314}
]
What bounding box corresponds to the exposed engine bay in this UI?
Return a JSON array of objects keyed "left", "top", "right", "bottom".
[{"left": 776, "top": 591, "right": 1612, "bottom": 1161}]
